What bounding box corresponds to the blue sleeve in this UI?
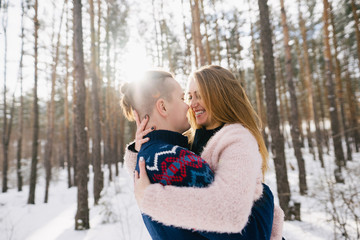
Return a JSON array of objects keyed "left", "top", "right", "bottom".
[{"left": 138, "top": 146, "right": 214, "bottom": 188}]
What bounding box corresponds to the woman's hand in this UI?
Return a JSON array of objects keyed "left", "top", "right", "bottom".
[
  {"left": 134, "top": 110, "right": 155, "bottom": 152},
  {"left": 134, "top": 158, "right": 151, "bottom": 206}
]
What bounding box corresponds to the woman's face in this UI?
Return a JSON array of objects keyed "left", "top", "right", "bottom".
[{"left": 187, "top": 78, "right": 219, "bottom": 129}]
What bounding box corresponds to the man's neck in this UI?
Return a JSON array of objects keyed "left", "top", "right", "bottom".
[{"left": 147, "top": 118, "right": 176, "bottom": 133}]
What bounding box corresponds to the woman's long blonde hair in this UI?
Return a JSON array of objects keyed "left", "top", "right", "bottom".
[{"left": 187, "top": 65, "right": 269, "bottom": 175}]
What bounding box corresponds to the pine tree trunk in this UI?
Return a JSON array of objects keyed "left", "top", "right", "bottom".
[
  {"left": 200, "top": 0, "right": 211, "bottom": 64},
  {"left": 258, "top": 0, "right": 291, "bottom": 218},
  {"left": 224, "top": 34, "right": 231, "bottom": 69},
  {"left": 323, "top": 0, "right": 345, "bottom": 183},
  {"left": 298, "top": 0, "right": 324, "bottom": 165},
  {"left": 44, "top": 1, "right": 65, "bottom": 203},
  {"left": 343, "top": 45, "right": 359, "bottom": 152},
  {"left": 73, "top": 0, "right": 90, "bottom": 229},
  {"left": 3, "top": 99, "right": 15, "bottom": 193},
  {"left": 89, "top": 0, "right": 103, "bottom": 205},
  {"left": 275, "top": 60, "right": 286, "bottom": 138},
  {"left": 280, "top": 0, "right": 307, "bottom": 196},
  {"left": 191, "top": 0, "right": 205, "bottom": 66},
  {"left": 97, "top": 0, "right": 101, "bottom": 70},
  {"left": 2, "top": 0, "right": 9, "bottom": 193},
  {"left": 233, "top": 13, "right": 244, "bottom": 85},
  {"left": 105, "top": 3, "right": 113, "bottom": 182},
  {"left": 329, "top": 2, "right": 352, "bottom": 161},
  {"left": 345, "top": 69, "right": 360, "bottom": 153},
  {"left": 312, "top": 40, "right": 330, "bottom": 154},
  {"left": 114, "top": 119, "right": 119, "bottom": 176},
  {"left": 294, "top": 39, "right": 305, "bottom": 148},
  {"left": 16, "top": 0, "right": 25, "bottom": 192},
  {"left": 272, "top": 32, "right": 289, "bottom": 147},
  {"left": 16, "top": 0, "right": 26, "bottom": 192},
  {"left": 211, "top": 0, "right": 221, "bottom": 64},
  {"left": 111, "top": 30, "right": 120, "bottom": 176},
  {"left": 105, "top": 102, "right": 112, "bottom": 182},
  {"left": 28, "top": 0, "right": 39, "bottom": 204},
  {"left": 181, "top": 0, "right": 192, "bottom": 74},
  {"left": 295, "top": 38, "right": 315, "bottom": 155},
  {"left": 351, "top": 0, "right": 360, "bottom": 71},
  {"left": 113, "top": 96, "right": 119, "bottom": 177},
  {"left": 65, "top": 1, "right": 72, "bottom": 188},
  {"left": 282, "top": 68, "right": 291, "bottom": 146},
  {"left": 2, "top": 117, "right": 8, "bottom": 192},
  {"left": 250, "top": 19, "right": 268, "bottom": 148},
  {"left": 72, "top": 64, "right": 78, "bottom": 186},
  {"left": 190, "top": 0, "right": 198, "bottom": 67},
  {"left": 161, "top": 20, "right": 174, "bottom": 72},
  {"left": 316, "top": 78, "right": 329, "bottom": 152},
  {"left": 320, "top": 64, "right": 331, "bottom": 154}
]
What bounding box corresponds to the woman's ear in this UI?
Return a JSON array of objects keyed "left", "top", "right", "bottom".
[{"left": 155, "top": 98, "right": 167, "bottom": 117}]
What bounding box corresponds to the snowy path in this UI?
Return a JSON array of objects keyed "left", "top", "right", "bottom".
[
  {"left": 1, "top": 149, "right": 359, "bottom": 240},
  {"left": 0, "top": 168, "right": 151, "bottom": 240}
]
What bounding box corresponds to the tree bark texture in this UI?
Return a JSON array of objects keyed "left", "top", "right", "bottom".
[
  {"left": 210, "top": 0, "right": 221, "bottom": 65},
  {"left": 280, "top": 0, "right": 307, "bottom": 195},
  {"left": 16, "top": 0, "right": 26, "bottom": 192},
  {"left": 65, "top": 1, "right": 72, "bottom": 188},
  {"left": 329, "top": 2, "right": 352, "bottom": 161},
  {"left": 89, "top": 0, "right": 103, "bottom": 205},
  {"left": 351, "top": 0, "right": 360, "bottom": 71},
  {"left": 2, "top": 0, "right": 9, "bottom": 193},
  {"left": 181, "top": 0, "right": 192, "bottom": 74},
  {"left": 72, "top": 35, "right": 78, "bottom": 187},
  {"left": 191, "top": 0, "right": 205, "bottom": 66},
  {"left": 200, "top": 0, "right": 211, "bottom": 64},
  {"left": 105, "top": 4, "right": 113, "bottom": 182},
  {"left": 73, "top": 0, "right": 90, "bottom": 229},
  {"left": 258, "top": 0, "right": 291, "bottom": 218},
  {"left": 298, "top": 0, "right": 324, "bottom": 165},
  {"left": 323, "top": 0, "right": 345, "bottom": 183},
  {"left": 28, "top": 0, "right": 39, "bottom": 204},
  {"left": 44, "top": 1, "right": 66, "bottom": 203}
]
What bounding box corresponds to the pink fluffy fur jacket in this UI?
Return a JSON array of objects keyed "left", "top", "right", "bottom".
[{"left": 124, "top": 123, "right": 284, "bottom": 240}]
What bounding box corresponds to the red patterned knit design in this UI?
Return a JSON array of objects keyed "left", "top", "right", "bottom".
[{"left": 152, "top": 149, "right": 207, "bottom": 185}]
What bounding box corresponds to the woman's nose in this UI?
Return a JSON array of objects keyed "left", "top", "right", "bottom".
[{"left": 190, "top": 97, "right": 197, "bottom": 107}]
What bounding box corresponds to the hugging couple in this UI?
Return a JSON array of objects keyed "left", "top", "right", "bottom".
[{"left": 120, "top": 65, "right": 285, "bottom": 240}]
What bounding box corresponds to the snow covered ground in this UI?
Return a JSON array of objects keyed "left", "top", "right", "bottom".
[{"left": 0, "top": 146, "right": 359, "bottom": 240}]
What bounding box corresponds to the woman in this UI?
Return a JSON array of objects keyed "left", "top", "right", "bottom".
[{"left": 126, "top": 65, "right": 284, "bottom": 239}]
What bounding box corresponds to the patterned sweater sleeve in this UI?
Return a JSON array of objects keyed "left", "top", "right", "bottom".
[
  {"left": 144, "top": 146, "right": 214, "bottom": 187},
  {"left": 139, "top": 129, "right": 262, "bottom": 233}
]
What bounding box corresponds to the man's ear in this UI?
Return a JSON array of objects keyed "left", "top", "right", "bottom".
[{"left": 156, "top": 98, "right": 167, "bottom": 117}]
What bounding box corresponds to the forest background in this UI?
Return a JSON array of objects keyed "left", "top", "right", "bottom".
[{"left": 0, "top": 0, "right": 359, "bottom": 239}]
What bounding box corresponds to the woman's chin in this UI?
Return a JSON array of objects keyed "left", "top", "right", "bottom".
[{"left": 195, "top": 118, "right": 206, "bottom": 127}]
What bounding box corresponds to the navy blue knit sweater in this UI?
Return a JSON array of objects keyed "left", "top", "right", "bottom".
[
  {"left": 135, "top": 130, "right": 214, "bottom": 240},
  {"left": 136, "top": 129, "right": 274, "bottom": 240}
]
